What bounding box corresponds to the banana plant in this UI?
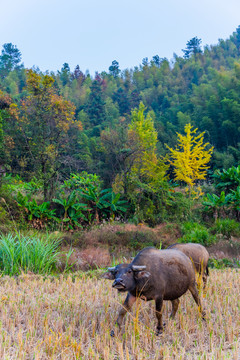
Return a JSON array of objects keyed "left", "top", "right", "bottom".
[
  {"left": 202, "top": 191, "right": 232, "bottom": 220},
  {"left": 53, "top": 191, "right": 77, "bottom": 220},
  {"left": 100, "top": 191, "right": 129, "bottom": 218},
  {"left": 16, "top": 192, "right": 56, "bottom": 224},
  {"left": 67, "top": 204, "right": 88, "bottom": 229},
  {"left": 35, "top": 202, "right": 56, "bottom": 220},
  {"left": 229, "top": 186, "right": 240, "bottom": 219},
  {"left": 79, "top": 186, "right": 129, "bottom": 222},
  {"left": 53, "top": 191, "right": 89, "bottom": 229},
  {"left": 212, "top": 165, "right": 240, "bottom": 191},
  {"left": 63, "top": 172, "right": 101, "bottom": 191},
  {"left": 78, "top": 187, "right": 110, "bottom": 223}
]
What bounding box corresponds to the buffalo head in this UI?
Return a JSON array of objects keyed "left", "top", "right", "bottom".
[{"left": 109, "top": 264, "right": 150, "bottom": 292}]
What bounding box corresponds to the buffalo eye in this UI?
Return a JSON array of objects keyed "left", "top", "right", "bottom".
[{"left": 127, "top": 269, "right": 132, "bottom": 274}]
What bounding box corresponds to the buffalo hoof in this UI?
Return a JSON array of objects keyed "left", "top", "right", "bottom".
[
  {"left": 110, "top": 330, "right": 115, "bottom": 337},
  {"left": 156, "top": 327, "right": 164, "bottom": 336},
  {"left": 202, "top": 311, "right": 206, "bottom": 321}
]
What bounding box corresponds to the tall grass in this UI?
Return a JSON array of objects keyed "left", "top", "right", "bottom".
[{"left": 0, "top": 232, "right": 62, "bottom": 275}]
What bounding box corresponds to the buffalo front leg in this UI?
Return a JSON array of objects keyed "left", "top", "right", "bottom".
[
  {"left": 155, "top": 297, "right": 164, "bottom": 335},
  {"left": 110, "top": 293, "right": 136, "bottom": 337},
  {"left": 170, "top": 298, "right": 180, "bottom": 319},
  {"left": 189, "top": 283, "right": 206, "bottom": 319}
]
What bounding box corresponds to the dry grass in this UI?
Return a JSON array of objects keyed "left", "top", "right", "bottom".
[
  {"left": 57, "top": 246, "right": 111, "bottom": 272},
  {"left": 0, "top": 269, "right": 239, "bottom": 359},
  {"left": 72, "top": 223, "right": 181, "bottom": 253}
]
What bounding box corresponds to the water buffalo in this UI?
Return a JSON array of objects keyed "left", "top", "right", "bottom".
[
  {"left": 106, "top": 247, "right": 205, "bottom": 336},
  {"left": 167, "top": 243, "right": 209, "bottom": 287}
]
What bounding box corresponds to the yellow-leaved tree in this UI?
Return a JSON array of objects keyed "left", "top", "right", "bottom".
[{"left": 166, "top": 123, "right": 213, "bottom": 194}]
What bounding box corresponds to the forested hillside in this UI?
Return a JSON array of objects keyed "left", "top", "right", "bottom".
[
  {"left": 1, "top": 27, "right": 240, "bottom": 227},
  {"left": 1, "top": 27, "right": 240, "bottom": 182}
]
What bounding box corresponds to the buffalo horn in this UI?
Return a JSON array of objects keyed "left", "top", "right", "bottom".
[
  {"left": 132, "top": 265, "right": 146, "bottom": 271},
  {"left": 108, "top": 267, "right": 116, "bottom": 272}
]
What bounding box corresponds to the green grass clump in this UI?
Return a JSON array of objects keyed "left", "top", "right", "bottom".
[{"left": 0, "top": 232, "right": 62, "bottom": 276}]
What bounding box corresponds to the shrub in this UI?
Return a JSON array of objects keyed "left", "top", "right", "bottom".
[
  {"left": 0, "top": 204, "right": 8, "bottom": 222},
  {"left": 179, "top": 222, "right": 216, "bottom": 246},
  {"left": 0, "top": 232, "right": 62, "bottom": 275},
  {"left": 0, "top": 183, "right": 23, "bottom": 226},
  {"left": 166, "top": 191, "right": 203, "bottom": 223},
  {"left": 180, "top": 221, "right": 199, "bottom": 234},
  {"left": 210, "top": 218, "right": 240, "bottom": 239},
  {"left": 212, "top": 165, "right": 240, "bottom": 192},
  {"left": 208, "top": 257, "right": 240, "bottom": 269},
  {"left": 202, "top": 191, "right": 231, "bottom": 219},
  {"left": 1, "top": 174, "right": 42, "bottom": 197},
  {"left": 16, "top": 193, "right": 57, "bottom": 229}
]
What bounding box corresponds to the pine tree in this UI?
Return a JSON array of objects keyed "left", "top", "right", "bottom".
[
  {"left": 0, "top": 43, "right": 22, "bottom": 78},
  {"left": 109, "top": 60, "right": 120, "bottom": 78},
  {"left": 182, "top": 37, "right": 202, "bottom": 59},
  {"left": 85, "top": 77, "right": 106, "bottom": 127}
]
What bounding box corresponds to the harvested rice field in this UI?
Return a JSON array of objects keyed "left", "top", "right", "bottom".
[{"left": 0, "top": 269, "right": 239, "bottom": 359}]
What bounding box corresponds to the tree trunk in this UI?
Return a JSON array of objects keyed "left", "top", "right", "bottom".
[{"left": 95, "top": 208, "right": 99, "bottom": 224}]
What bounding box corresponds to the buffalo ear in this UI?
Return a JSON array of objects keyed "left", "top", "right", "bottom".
[
  {"left": 134, "top": 271, "right": 151, "bottom": 279},
  {"left": 101, "top": 272, "right": 115, "bottom": 280}
]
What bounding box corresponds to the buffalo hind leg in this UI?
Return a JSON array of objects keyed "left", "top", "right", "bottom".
[
  {"left": 155, "top": 297, "right": 164, "bottom": 335},
  {"left": 170, "top": 298, "right": 180, "bottom": 319},
  {"left": 111, "top": 293, "right": 136, "bottom": 337},
  {"left": 202, "top": 266, "right": 209, "bottom": 289},
  {"left": 202, "top": 274, "right": 207, "bottom": 289},
  {"left": 189, "top": 283, "right": 206, "bottom": 319}
]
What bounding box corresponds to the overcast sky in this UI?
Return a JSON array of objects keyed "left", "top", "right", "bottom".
[{"left": 1, "top": 0, "right": 240, "bottom": 75}]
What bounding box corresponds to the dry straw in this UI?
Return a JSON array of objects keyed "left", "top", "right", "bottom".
[{"left": 0, "top": 268, "right": 238, "bottom": 359}]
